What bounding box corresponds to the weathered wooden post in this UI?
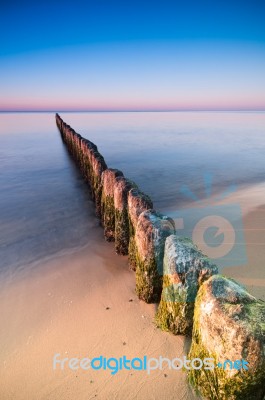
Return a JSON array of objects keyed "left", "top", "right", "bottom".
[
  {"left": 188, "top": 275, "right": 265, "bottom": 400},
  {"left": 101, "top": 168, "right": 124, "bottom": 241},
  {"left": 113, "top": 177, "right": 137, "bottom": 255},
  {"left": 133, "top": 210, "right": 175, "bottom": 303},
  {"left": 156, "top": 235, "right": 218, "bottom": 335}
]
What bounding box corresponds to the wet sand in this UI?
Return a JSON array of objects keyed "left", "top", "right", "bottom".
[
  {"left": 0, "top": 217, "right": 198, "bottom": 400},
  {"left": 224, "top": 202, "right": 265, "bottom": 301},
  {"left": 215, "top": 182, "right": 265, "bottom": 301}
]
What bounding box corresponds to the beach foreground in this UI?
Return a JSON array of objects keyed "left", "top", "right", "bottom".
[
  {"left": 0, "top": 184, "right": 264, "bottom": 399},
  {"left": 0, "top": 228, "right": 198, "bottom": 400}
]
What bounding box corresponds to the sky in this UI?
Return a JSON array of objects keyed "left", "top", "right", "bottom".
[{"left": 0, "top": 0, "right": 265, "bottom": 111}]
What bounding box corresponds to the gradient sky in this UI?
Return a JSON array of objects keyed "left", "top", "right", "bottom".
[{"left": 1, "top": 0, "right": 265, "bottom": 111}]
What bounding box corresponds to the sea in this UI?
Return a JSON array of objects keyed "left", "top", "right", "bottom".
[{"left": 1, "top": 111, "right": 265, "bottom": 275}]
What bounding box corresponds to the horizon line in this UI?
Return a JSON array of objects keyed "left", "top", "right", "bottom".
[{"left": 1, "top": 108, "right": 265, "bottom": 113}]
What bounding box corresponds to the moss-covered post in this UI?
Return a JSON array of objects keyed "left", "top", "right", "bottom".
[
  {"left": 81, "top": 140, "right": 98, "bottom": 184},
  {"left": 101, "top": 168, "right": 124, "bottom": 241},
  {"left": 155, "top": 235, "right": 218, "bottom": 335},
  {"left": 73, "top": 133, "right": 82, "bottom": 165},
  {"left": 90, "top": 151, "right": 107, "bottom": 216},
  {"left": 134, "top": 210, "right": 175, "bottom": 303},
  {"left": 127, "top": 188, "right": 153, "bottom": 270},
  {"left": 113, "top": 177, "right": 137, "bottom": 255},
  {"left": 65, "top": 126, "right": 74, "bottom": 154},
  {"left": 188, "top": 275, "right": 265, "bottom": 400}
]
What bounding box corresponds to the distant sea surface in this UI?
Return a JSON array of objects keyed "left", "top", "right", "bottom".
[{"left": 1, "top": 111, "right": 265, "bottom": 275}]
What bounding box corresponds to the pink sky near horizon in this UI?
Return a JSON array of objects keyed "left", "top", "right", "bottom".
[{"left": 1, "top": 42, "right": 265, "bottom": 111}]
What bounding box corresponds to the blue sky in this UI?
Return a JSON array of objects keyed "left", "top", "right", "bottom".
[{"left": 1, "top": 0, "right": 265, "bottom": 110}]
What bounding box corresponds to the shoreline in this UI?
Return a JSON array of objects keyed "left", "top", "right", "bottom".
[
  {"left": 223, "top": 202, "right": 265, "bottom": 301},
  {"left": 1, "top": 177, "right": 264, "bottom": 398}
]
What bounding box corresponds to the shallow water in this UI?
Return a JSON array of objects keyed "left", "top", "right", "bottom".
[
  {"left": 1, "top": 111, "right": 265, "bottom": 275},
  {"left": 61, "top": 111, "right": 265, "bottom": 207}
]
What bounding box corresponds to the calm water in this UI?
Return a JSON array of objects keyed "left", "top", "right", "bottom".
[{"left": 1, "top": 111, "right": 265, "bottom": 275}]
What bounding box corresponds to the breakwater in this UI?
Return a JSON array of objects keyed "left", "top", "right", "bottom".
[{"left": 56, "top": 113, "right": 265, "bottom": 399}]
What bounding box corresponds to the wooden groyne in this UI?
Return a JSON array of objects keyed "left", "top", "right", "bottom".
[{"left": 56, "top": 113, "right": 265, "bottom": 400}]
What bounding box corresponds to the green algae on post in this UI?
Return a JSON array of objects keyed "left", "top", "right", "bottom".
[
  {"left": 101, "top": 168, "right": 124, "bottom": 242},
  {"left": 188, "top": 275, "right": 265, "bottom": 400},
  {"left": 156, "top": 235, "right": 218, "bottom": 335},
  {"left": 134, "top": 210, "right": 175, "bottom": 303},
  {"left": 113, "top": 177, "right": 137, "bottom": 255}
]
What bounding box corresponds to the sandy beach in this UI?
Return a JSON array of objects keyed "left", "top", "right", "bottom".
[
  {"left": 1, "top": 180, "right": 264, "bottom": 399},
  {"left": 0, "top": 224, "right": 197, "bottom": 400}
]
